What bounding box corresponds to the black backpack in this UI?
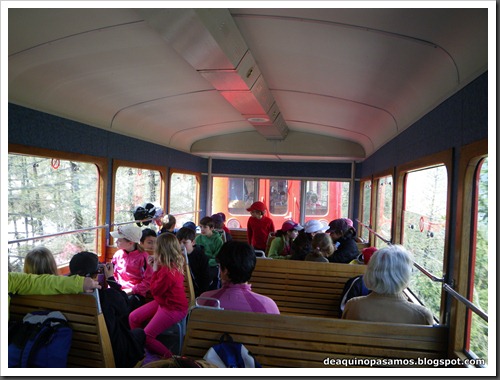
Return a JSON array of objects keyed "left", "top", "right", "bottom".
[{"left": 8, "top": 310, "right": 73, "bottom": 368}]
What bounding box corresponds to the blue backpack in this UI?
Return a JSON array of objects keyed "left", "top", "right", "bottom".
[
  {"left": 203, "top": 333, "right": 262, "bottom": 368},
  {"left": 8, "top": 310, "right": 73, "bottom": 368}
]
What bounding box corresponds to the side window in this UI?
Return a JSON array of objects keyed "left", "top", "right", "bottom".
[
  {"left": 114, "top": 166, "right": 162, "bottom": 224},
  {"left": 360, "top": 180, "right": 372, "bottom": 242},
  {"left": 466, "top": 157, "right": 488, "bottom": 363},
  {"left": 402, "top": 165, "right": 447, "bottom": 319},
  {"left": 169, "top": 172, "right": 199, "bottom": 227},
  {"left": 374, "top": 175, "right": 393, "bottom": 247},
  {"left": 8, "top": 153, "right": 99, "bottom": 271}
]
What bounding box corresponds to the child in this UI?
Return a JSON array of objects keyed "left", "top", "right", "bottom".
[
  {"left": 215, "top": 212, "right": 232, "bottom": 241},
  {"left": 111, "top": 224, "right": 153, "bottom": 311},
  {"left": 176, "top": 226, "right": 210, "bottom": 297},
  {"left": 246, "top": 201, "right": 275, "bottom": 252},
  {"left": 129, "top": 233, "right": 188, "bottom": 358},
  {"left": 141, "top": 228, "right": 157, "bottom": 254},
  {"left": 268, "top": 220, "right": 302, "bottom": 259},
  {"left": 159, "top": 214, "right": 176, "bottom": 235},
  {"left": 195, "top": 216, "right": 224, "bottom": 290},
  {"left": 23, "top": 246, "right": 58, "bottom": 275},
  {"left": 305, "top": 233, "right": 335, "bottom": 263}
]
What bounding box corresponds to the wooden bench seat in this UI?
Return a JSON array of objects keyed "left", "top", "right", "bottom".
[
  {"left": 182, "top": 308, "right": 449, "bottom": 368},
  {"left": 249, "top": 259, "right": 367, "bottom": 318},
  {"left": 9, "top": 291, "right": 115, "bottom": 368},
  {"left": 229, "top": 228, "right": 248, "bottom": 243}
]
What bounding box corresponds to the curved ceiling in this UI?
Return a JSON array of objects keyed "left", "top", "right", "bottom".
[{"left": 8, "top": 7, "right": 488, "bottom": 162}]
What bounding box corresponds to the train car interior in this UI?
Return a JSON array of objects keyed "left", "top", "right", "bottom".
[{"left": 4, "top": 3, "right": 494, "bottom": 373}]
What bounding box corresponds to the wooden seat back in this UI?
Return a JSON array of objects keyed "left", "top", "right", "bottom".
[
  {"left": 229, "top": 229, "right": 248, "bottom": 243},
  {"left": 9, "top": 291, "right": 115, "bottom": 368},
  {"left": 182, "top": 308, "right": 449, "bottom": 368},
  {"left": 249, "top": 259, "right": 367, "bottom": 317}
]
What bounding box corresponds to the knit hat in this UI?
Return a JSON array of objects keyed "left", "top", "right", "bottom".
[
  {"left": 246, "top": 201, "right": 267, "bottom": 212},
  {"left": 303, "top": 220, "right": 329, "bottom": 234},
  {"left": 110, "top": 224, "right": 142, "bottom": 243}
]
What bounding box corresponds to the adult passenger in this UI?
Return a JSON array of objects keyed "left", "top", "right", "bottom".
[
  {"left": 198, "top": 241, "right": 280, "bottom": 314},
  {"left": 342, "top": 245, "right": 434, "bottom": 325},
  {"left": 326, "top": 218, "right": 359, "bottom": 263}
]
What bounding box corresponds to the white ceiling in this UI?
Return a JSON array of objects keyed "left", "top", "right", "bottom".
[{"left": 8, "top": 7, "right": 488, "bottom": 162}]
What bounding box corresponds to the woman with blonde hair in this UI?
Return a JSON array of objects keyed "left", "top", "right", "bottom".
[
  {"left": 23, "top": 246, "right": 58, "bottom": 275},
  {"left": 129, "top": 233, "right": 188, "bottom": 358}
]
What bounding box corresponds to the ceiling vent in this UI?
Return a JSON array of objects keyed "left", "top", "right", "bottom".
[{"left": 141, "top": 9, "right": 289, "bottom": 140}]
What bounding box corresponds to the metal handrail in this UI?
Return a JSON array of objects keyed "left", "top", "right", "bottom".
[
  {"left": 355, "top": 219, "right": 391, "bottom": 245},
  {"left": 8, "top": 209, "right": 203, "bottom": 244},
  {"left": 443, "top": 284, "right": 488, "bottom": 322},
  {"left": 412, "top": 261, "right": 444, "bottom": 283}
]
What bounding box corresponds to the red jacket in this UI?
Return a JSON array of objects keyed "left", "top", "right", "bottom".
[
  {"left": 247, "top": 216, "right": 275, "bottom": 251},
  {"left": 150, "top": 265, "right": 188, "bottom": 312}
]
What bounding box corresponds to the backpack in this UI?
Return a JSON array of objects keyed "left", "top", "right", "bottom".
[
  {"left": 203, "top": 333, "right": 262, "bottom": 368},
  {"left": 339, "top": 275, "right": 371, "bottom": 317},
  {"left": 8, "top": 310, "right": 73, "bottom": 368}
]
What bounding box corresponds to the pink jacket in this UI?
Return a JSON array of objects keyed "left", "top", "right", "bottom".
[{"left": 112, "top": 248, "right": 153, "bottom": 297}]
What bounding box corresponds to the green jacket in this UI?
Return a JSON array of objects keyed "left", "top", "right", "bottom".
[
  {"left": 8, "top": 272, "right": 84, "bottom": 311},
  {"left": 195, "top": 233, "right": 224, "bottom": 267}
]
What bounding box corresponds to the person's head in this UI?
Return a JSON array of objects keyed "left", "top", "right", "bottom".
[
  {"left": 361, "top": 246, "right": 378, "bottom": 265},
  {"left": 311, "top": 233, "right": 334, "bottom": 257},
  {"left": 364, "top": 245, "right": 414, "bottom": 295},
  {"left": 182, "top": 221, "right": 197, "bottom": 232},
  {"left": 69, "top": 251, "right": 99, "bottom": 278},
  {"left": 24, "top": 246, "right": 58, "bottom": 275},
  {"left": 303, "top": 220, "right": 329, "bottom": 236},
  {"left": 326, "top": 218, "right": 351, "bottom": 241},
  {"left": 246, "top": 201, "right": 267, "bottom": 219},
  {"left": 278, "top": 220, "right": 302, "bottom": 240},
  {"left": 162, "top": 214, "right": 176, "bottom": 231},
  {"left": 217, "top": 212, "right": 226, "bottom": 223},
  {"left": 199, "top": 216, "right": 215, "bottom": 236},
  {"left": 211, "top": 213, "right": 224, "bottom": 229},
  {"left": 155, "top": 232, "right": 184, "bottom": 271},
  {"left": 110, "top": 224, "right": 142, "bottom": 252},
  {"left": 176, "top": 227, "right": 196, "bottom": 253},
  {"left": 216, "top": 241, "right": 256, "bottom": 284},
  {"left": 141, "top": 228, "right": 157, "bottom": 252}
]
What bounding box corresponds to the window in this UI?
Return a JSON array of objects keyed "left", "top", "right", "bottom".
[
  {"left": 114, "top": 166, "right": 162, "bottom": 225},
  {"left": 374, "top": 175, "right": 392, "bottom": 247},
  {"left": 466, "top": 157, "right": 488, "bottom": 363},
  {"left": 360, "top": 180, "right": 372, "bottom": 242},
  {"left": 8, "top": 153, "right": 99, "bottom": 271},
  {"left": 402, "top": 165, "right": 447, "bottom": 319},
  {"left": 169, "top": 172, "right": 199, "bottom": 227},
  {"left": 268, "top": 179, "right": 290, "bottom": 216}
]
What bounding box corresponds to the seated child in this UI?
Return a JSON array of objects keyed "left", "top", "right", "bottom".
[{"left": 195, "top": 216, "right": 224, "bottom": 290}]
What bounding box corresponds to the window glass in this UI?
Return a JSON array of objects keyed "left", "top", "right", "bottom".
[
  {"left": 403, "top": 165, "right": 447, "bottom": 319},
  {"left": 114, "top": 166, "right": 161, "bottom": 224},
  {"left": 8, "top": 154, "right": 98, "bottom": 271},
  {"left": 169, "top": 172, "right": 199, "bottom": 227},
  {"left": 305, "top": 180, "right": 347, "bottom": 221},
  {"left": 269, "top": 179, "right": 289, "bottom": 215},
  {"left": 360, "top": 180, "right": 372, "bottom": 242},
  {"left": 467, "top": 157, "right": 488, "bottom": 363},
  {"left": 375, "top": 175, "right": 392, "bottom": 247}
]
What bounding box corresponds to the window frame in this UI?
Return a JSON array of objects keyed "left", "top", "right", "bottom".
[{"left": 8, "top": 144, "right": 108, "bottom": 263}]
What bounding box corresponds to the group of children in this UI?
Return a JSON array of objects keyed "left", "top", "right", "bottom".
[{"left": 18, "top": 202, "right": 371, "bottom": 366}]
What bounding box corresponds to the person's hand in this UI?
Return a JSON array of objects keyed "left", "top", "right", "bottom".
[
  {"left": 147, "top": 255, "right": 155, "bottom": 266},
  {"left": 83, "top": 277, "right": 101, "bottom": 292},
  {"left": 104, "top": 262, "right": 114, "bottom": 278}
]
